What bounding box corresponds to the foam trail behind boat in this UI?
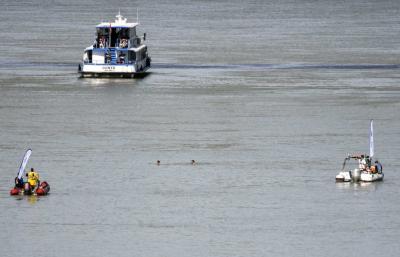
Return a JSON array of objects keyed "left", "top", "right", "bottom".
[{"left": 18, "top": 149, "right": 32, "bottom": 179}]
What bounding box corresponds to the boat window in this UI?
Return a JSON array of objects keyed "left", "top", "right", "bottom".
[
  {"left": 87, "top": 50, "right": 92, "bottom": 62},
  {"left": 116, "top": 28, "right": 130, "bottom": 48},
  {"left": 83, "top": 50, "right": 93, "bottom": 63},
  {"left": 96, "top": 28, "right": 109, "bottom": 37},
  {"left": 117, "top": 51, "right": 127, "bottom": 64},
  {"left": 129, "top": 51, "right": 136, "bottom": 62},
  {"left": 129, "top": 28, "right": 136, "bottom": 38},
  {"left": 118, "top": 28, "right": 130, "bottom": 39},
  {"left": 96, "top": 28, "right": 110, "bottom": 48},
  {"left": 135, "top": 48, "right": 147, "bottom": 61},
  {"left": 142, "top": 47, "right": 147, "bottom": 59}
]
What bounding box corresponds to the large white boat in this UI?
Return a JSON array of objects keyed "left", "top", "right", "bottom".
[
  {"left": 336, "top": 120, "right": 384, "bottom": 182},
  {"left": 78, "top": 13, "right": 151, "bottom": 78}
]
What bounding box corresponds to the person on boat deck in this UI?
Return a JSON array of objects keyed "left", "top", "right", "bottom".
[
  {"left": 366, "top": 155, "right": 371, "bottom": 167},
  {"left": 14, "top": 176, "right": 24, "bottom": 189},
  {"left": 27, "top": 168, "right": 40, "bottom": 189},
  {"left": 358, "top": 154, "right": 367, "bottom": 170},
  {"left": 375, "top": 160, "right": 383, "bottom": 174}
]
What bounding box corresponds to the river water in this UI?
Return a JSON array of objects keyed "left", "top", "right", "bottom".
[{"left": 1, "top": 1, "right": 400, "bottom": 257}]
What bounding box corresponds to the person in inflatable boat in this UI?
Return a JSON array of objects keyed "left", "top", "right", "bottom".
[
  {"left": 358, "top": 154, "right": 367, "bottom": 170},
  {"left": 14, "top": 176, "right": 24, "bottom": 189},
  {"left": 374, "top": 160, "right": 383, "bottom": 174},
  {"left": 27, "top": 168, "right": 40, "bottom": 190}
]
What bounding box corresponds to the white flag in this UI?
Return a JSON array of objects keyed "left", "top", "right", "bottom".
[
  {"left": 18, "top": 149, "right": 32, "bottom": 179},
  {"left": 369, "top": 120, "right": 374, "bottom": 157}
]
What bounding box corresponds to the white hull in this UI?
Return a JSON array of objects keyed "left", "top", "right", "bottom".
[
  {"left": 336, "top": 169, "right": 383, "bottom": 182},
  {"left": 360, "top": 172, "right": 384, "bottom": 182},
  {"left": 82, "top": 64, "right": 136, "bottom": 74},
  {"left": 80, "top": 61, "right": 150, "bottom": 77},
  {"left": 336, "top": 171, "right": 352, "bottom": 182}
]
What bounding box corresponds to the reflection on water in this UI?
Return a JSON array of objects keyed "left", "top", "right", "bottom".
[
  {"left": 153, "top": 63, "right": 400, "bottom": 70},
  {"left": 27, "top": 195, "right": 38, "bottom": 205},
  {"left": 335, "top": 181, "right": 383, "bottom": 191},
  {"left": 11, "top": 195, "right": 40, "bottom": 204}
]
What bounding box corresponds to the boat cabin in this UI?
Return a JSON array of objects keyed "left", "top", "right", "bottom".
[{"left": 82, "top": 13, "right": 149, "bottom": 66}]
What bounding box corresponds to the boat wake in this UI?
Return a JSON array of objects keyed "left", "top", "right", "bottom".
[
  {"left": 0, "top": 61, "right": 74, "bottom": 69},
  {"left": 0, "top": 61, "right": 399, "bottom": 71},
  {"left": 153, "top": 63, "right": 400, "bottom": 70}
]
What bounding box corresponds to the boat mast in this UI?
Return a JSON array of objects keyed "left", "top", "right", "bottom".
[{"left": 369, "top": 119, "right": 374, "bottom": 158}]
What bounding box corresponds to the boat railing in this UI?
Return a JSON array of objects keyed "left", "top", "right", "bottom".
[
  {"left": 116, "top": 38, "right": 129, "bottom": 48},
  {"left": 94, "top": 41, "right": 110, "bottom": 49},
  {"left": 93, "top": 36, "right": 143, "bottom": 49},
  {"left": 93, "top": 40, "right": 129, "bottom": 49}
]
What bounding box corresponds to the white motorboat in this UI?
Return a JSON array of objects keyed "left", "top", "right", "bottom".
[
  {"left": 335, "top": 156, "right": 384, "bottom": 182},
  {"left": 78, "top": 12, "right": 151, "bottom": 78},
  {"left": 336, "top": 120, "right": 384, "bottom": 182}
]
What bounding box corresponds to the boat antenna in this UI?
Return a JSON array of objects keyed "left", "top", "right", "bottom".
[
  {"left": 136, "top": 8, "right": 139, "bottom": 24},
  {"left": 116, "top": 8, "right": 122, "bottom": 21}
]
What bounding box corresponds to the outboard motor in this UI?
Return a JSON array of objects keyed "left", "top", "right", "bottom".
[
  {"left": 352, "top": 168, "right": 361, "bottom": 182},
  {"left": 36, "top": 181, "right": 50, "bottom": 196}
]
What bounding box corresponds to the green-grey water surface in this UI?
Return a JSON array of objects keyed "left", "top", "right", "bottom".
[{"left": 1, "top": 1, "right": 400, "bottom": 257}]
